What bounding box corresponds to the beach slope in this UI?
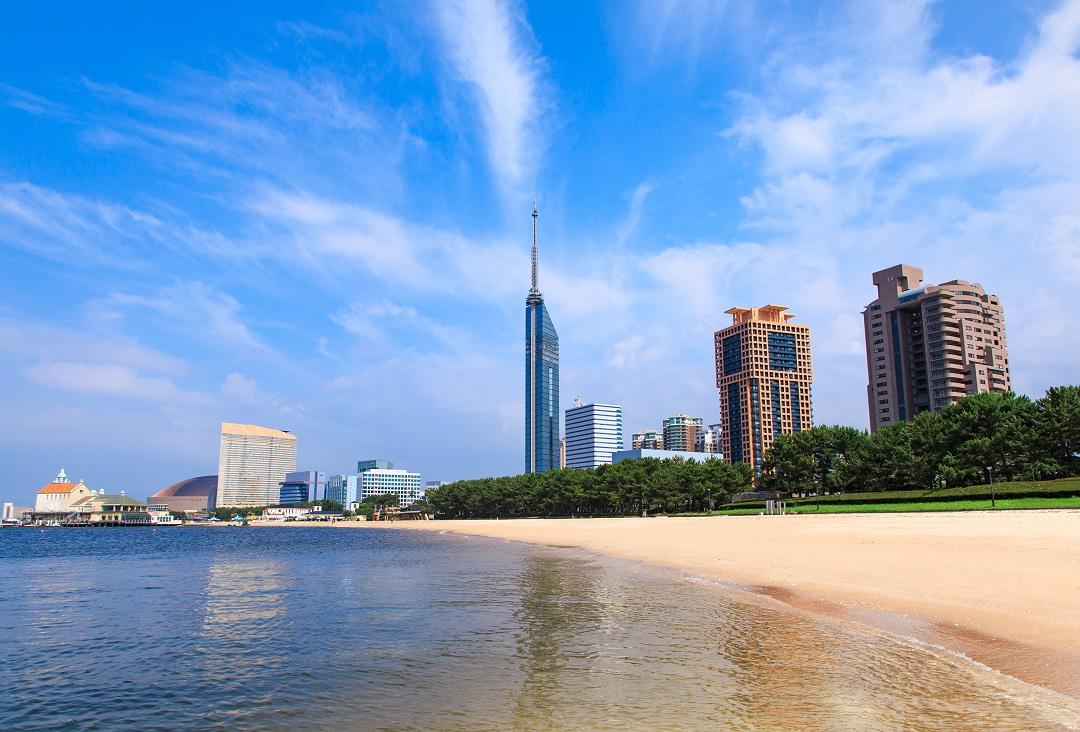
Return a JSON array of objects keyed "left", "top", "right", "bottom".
[{"left": 380, "top": 511, "right": 1080, "bottom": 692}]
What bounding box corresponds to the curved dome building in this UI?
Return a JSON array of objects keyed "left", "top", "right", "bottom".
[{"left": 148, "top": 475, "right": 217, "bottom": 514}]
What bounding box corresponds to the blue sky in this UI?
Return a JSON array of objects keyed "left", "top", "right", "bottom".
[{"left": 3, "top": 0, "right": 1079, "bottom": 503}]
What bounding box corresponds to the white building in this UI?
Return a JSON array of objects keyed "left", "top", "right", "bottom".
[
  {"left": 216, "top": 423, "right": 297, "bottom": 508},
  {"left": 565, "top": 402, "right": 624, "bottom": 469},
  {"left": 360, "top": 467, "right": 423, "bottom": 508},
  {"left": 612, "top": 448, "right": 718, "bottom": 464},
  {"left": 34, "top": 468, "right": 95, "bottom": 513},
  {"left": 262, "top": 505, "right": 324, "bottom": 520},
  {"left": 695, "top": 423, "right": 722, "bottom": 456}
]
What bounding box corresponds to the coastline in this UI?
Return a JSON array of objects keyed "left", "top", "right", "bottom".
[{"left": 310, "top": 510, "right": 1080, "bottom": 699}]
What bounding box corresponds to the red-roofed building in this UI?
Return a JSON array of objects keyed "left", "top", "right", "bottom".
[{"left": 34, "top": 468, "right": 94, "bottom": 513}]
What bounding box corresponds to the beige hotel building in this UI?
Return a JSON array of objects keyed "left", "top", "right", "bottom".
[
  {"left": 714, "top": 305, "right": 814, "bottom": 471},
  {"left": 863, "top": 264, "right": 1010, "bottom": 431},
  {"left": 215, "top": 422, "right": 297, "bottom": 508}
]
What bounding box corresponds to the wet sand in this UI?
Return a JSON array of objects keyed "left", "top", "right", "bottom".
[{"left": 359, "top": 510, "right": 1080, "bottom": 697}]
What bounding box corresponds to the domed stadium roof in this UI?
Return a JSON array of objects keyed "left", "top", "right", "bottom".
[{"left": 151, "top": 475, "right": 218, "bottom": 499}]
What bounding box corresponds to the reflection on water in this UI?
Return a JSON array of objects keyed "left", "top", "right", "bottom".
[
  {"left": 1, "top": 528, "right": 1078, "bottom": 732},
  {"left": 503, "top": 549, "right": 1080, "bottom": 731},
  {"left": 194, "top": 557, "right": 290, "bottom": 705}
]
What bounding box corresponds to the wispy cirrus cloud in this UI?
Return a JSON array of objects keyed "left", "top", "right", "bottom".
[
  {"left": 0, "top": 180, "right": 254, "bottom": 269},
  {"left": 0, "top": 83, "right": 72, "bottom": 118},
  {"left": 248, "top": 186, "right": 523, "bottom": 299},
  {"left": 433, "top": 0, "right": 548, "bottom": 193},
  {"left": 93, "top": 281, "right": 272, "bottom": 355}
]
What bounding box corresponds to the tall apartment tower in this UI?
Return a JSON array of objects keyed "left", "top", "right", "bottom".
[
  {"left": 565, "top": 402, "right": 624, "bottom": 468},
  {"left": 662, "top": 414, "right": 704, "bottom": 452},
  {"left": 714, "top": 305, "right": 813, "bottom": 472},
  {"left": 864, "top": 265, "right": 1010, "bottom": 431},
  {"left": 525, "top": 203, "right": 560, "bottom": 473},
  {"left": 216, "top": 422, "right": 297, "bottom": 507}
]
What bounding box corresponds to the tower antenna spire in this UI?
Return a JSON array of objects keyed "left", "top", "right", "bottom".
[{"left": 530, "top": 197, "right": 540, "bottom": 296}]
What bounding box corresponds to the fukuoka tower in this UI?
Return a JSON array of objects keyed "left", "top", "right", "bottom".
[{"left": 524, "top": 202, "right": 560, "bottom": 474}]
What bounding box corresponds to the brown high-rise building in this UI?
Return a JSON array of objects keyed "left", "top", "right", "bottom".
[
  {"left": 863, "top": 265, "right": 1010, "bottom": 432},
  {"left": 714, "top": 305, "right": 813, "bottom": 471}
]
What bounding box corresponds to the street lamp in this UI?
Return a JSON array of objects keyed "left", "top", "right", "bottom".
[{"left": 986, "top": 466, "right": 995, "bottom": 507}]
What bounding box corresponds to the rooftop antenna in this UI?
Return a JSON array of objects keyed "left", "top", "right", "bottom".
[{"left": 530, "top": 197, "right": 540, "bottom": 297}]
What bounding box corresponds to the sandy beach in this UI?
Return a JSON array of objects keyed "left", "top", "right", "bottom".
[{"left": 353, "top": 510, "right": 1080, "bottom": 696}]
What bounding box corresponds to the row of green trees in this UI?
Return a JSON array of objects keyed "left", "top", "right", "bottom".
[
  {"left": 428, "top": 386, "right": 1078, "bottom": 518},
  {"left": 427, "top": 458, "right": 753, "bottom": 519},
  {"left": 760, "top": 386, "right": 1080, "bottom": 494}
]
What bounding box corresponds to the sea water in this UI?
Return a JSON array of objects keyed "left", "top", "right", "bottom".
[{"left": 1, "top": 527, "right": 1077, "bottom": 731}]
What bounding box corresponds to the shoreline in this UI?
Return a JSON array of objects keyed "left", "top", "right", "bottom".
[{"left": 306, "top": 510, "right": 1080, "bottom": 699}]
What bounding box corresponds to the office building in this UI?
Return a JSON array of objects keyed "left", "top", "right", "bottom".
[
  {"left": 358, "top": 460, "right": 423, "bottom": 508},
  {"left": 662, "top": 414, "right": 704, "bottom": 452},
  {"left": 525, "top": 203, "right": 560, "bottom": 473},
  {"left": 695, "top": 423, "right": 722, "bottom": 456},
  {"left": 715, "top": 305, "right": 813, "bottom": 472},
  {"left": 631, "top": 430, "right": 664, "bottom": 450},
  {"left": 612, "top": 449, "right": 717, "bottom": 464},
  {"left": 216, "top": 422, "right": 297, "bottom": 507},
  {"left": 863, "top": 265, "right": 1010, "bottom": 431},
  {"left": 278, "top": 470, "right": 327, "bottom": 505},
  {"left": 325, "top": 474, "right": 359, "bottom": 508},
  {"left": 358, "top": 459, "right": 393, "bottom": 472},
  {"left": 148, "top": 475, "right": 217, "bottom": 514},
  {"left": 565, "top": 402, "right": 624, "bottom": 469}
]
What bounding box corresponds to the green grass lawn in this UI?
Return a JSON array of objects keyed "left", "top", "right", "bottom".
[
  {"left": 706, "top": 495, "right": 1080, "bottom": 515},
  {"left": 790, "top": 476, "right": 1080, "bottom": 504}
]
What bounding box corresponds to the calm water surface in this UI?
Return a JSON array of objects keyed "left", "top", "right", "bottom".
[{"left": 1, "top": 527, "right": 1077, "bottom": 731}]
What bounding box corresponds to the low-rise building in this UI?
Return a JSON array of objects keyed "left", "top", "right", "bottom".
[
  {"left": 611, "top": 449, "right": 719, "bottom": 464},
  {"left": 66, "top": 490, "right": 151, "bottom": 525},
  {"left": 34, "top": 469, "right": 94, "bottom": 514},
  {"left": 147, "top": 475, "right": 217, "bottom": 514},
  {"left": 262, "top": 505, "right": 324, "bottom": 521},
  {"left": 278, "top": 470, "right": 326, "bottom": 505}
]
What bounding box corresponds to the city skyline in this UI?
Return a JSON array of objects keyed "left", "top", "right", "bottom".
[{"left": 4, "top": 2, "right": 1080, "bottom": 501}]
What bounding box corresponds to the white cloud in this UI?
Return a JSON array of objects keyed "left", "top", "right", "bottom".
[
  {"left": 29, "top": 361, "right": 206, "bottom": 404},
  {"left": 249, "top": 186, "right": 523, "bottom": 301},
  {"left": 614, "top": 181, "right": 657, "bottom": 245},
  {"left": 631, "top": 0, "right": 749, "bottom": 66},
  {"left": 97, "top": 281, "right": 270, "bottom": 354},
  {"left": 0, "top": 83, "right": 71, "bottom": 118},
  {"left": 434, "top": 0, "right": 546, "bottom": 191},
  {"left": 0, "top": 318, "right": 188, "bottom": 376}
]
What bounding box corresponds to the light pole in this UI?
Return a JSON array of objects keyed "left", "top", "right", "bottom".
[{"left": 987, "top": 466, "right": 995, "bottom": 507}]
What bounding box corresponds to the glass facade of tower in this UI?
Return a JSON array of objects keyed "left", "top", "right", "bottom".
[{"left": 525, "top": 298, "right": 560, "bottom": 473}]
